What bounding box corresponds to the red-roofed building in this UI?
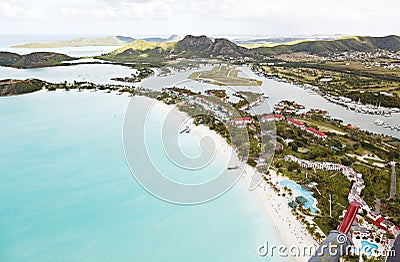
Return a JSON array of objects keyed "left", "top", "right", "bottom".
[
  {"left": 262, "top": 114, "right": 284, "bottom": 122},
  {"left": 306, "top": 127, "right": 328, "bottom": 139},
  {"left": 287, "top": 118, "right": 305, "bottom": 129},
  {"left": 367, "top": 211, "right": 396, "bottom": 234},
  {"left": 231, "top": 117, "right": 253, "bottom": 127}
]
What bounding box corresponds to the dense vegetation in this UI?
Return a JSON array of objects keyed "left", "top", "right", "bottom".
[
  {"left": 345, "top": 91, "right": 400, "bottom": 108},
  {"left": 0, "top": 52, "right": 74, "bottom": 68},
  {"left": 101, "top": 35, "right": 258, "bottom": 63},
  {"left": 256, "top": 35, "right": 400, "bottom": 56},
  {"left": 0, "top": 79, "right": 46, "bottom": 96},
  {"left": 100, "top": 35, "right": 400, "bottom": 64},
  {"left": 273, "top": 115, "right": 400, "bottom": 233},
  {"left": 258, "top": 61, "right": 400, "bottom": 107}
]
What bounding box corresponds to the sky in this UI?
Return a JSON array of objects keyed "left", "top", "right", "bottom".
[{"left": 0, "top": 0, "right": 399, "bottom": 37}]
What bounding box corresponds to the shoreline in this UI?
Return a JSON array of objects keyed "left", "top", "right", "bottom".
[
  {"left": 5, "top": 88, "right": 318, "bottom": 261},
  {"left": 243, "top": 168, "right": 319, "bottom": 261},
  {"left": 140, "top": 94, "right": 318, "bottom": 261},
  {"left": 2, "top": 63, "right": 400, "bottom": 138}
]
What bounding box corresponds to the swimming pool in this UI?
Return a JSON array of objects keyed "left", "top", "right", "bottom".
[
  {"left": 279, "top": 180, "right": 319, "bottom": 214},
  {"left": 361, "top": 240, "right": 378, "bottom": 255}
]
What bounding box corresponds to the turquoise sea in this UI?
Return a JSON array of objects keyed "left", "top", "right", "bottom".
[{"left": 0, "top": 91, "right": 285, "bottom": 261}]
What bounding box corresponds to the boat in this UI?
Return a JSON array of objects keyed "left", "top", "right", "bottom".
[
  {"left": 180, "top": 126, "right": 190, "bottom": 134},
  {"left": 374, "top": 119, "right": 384, "bottom": 126},
  {"left": 227, "top": 165, "right": 239, "bottom": 170}
]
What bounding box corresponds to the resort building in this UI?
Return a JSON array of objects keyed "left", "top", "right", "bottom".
[
  {"left": 231, "top": 117, "right": 253, "bottom": 128},
  {"left": 367, "top": 211, "right": 397, "bottom": 234},
  {"left": 306, "top": 127, "right": 328, "bottom": 139},
  {"left": 351, "top": 225, "right": 371, "bottom": 238},
  {"left": 262, "top": 114, "right": 284, "bottom": 122},
  {"left": 295, "top": 196, "right": 308, "bottom": 207},
  {"left": 287, "top": 118, "right": 305, "bottom": 129},
  {"left": 288, "top": 201, "right": 298, "bottom": 208}
]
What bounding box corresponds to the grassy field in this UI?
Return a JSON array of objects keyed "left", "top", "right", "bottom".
[
  {"left": 189, "top": 65, "right": 262, "bottom": 86},
  {"left": 111, "top": 40, "right": 176, "bottom": 54},
  {"left": 299, "top": 119, "right": 347, "bottom": 135},
  {"left": 324, "top": 61, "right": 400, "bottom": 77},
  {"left": 261, "top": 60, "right": 400, "bottom": 105},
  {"left": 239, "top": 39, "right": 309, "bottom": 49}
]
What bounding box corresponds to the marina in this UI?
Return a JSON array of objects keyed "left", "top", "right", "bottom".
[
  {"left": 325, "top": 95, "right": 399, "bottom": 117},
  {"left": 374, "top": 119, "right": 400, "bottom": 131}
]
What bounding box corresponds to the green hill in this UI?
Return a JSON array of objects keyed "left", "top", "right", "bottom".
[
  {"left": 103, "top": 35, "right": 257, "bottom": 63},
  {"left": 12, "top": 36, "right": 129, "bottom": 48},
  {"left": 256, "top": 35, "right": 400, "bottom": 55},
  {"left": 111, "top": 39, "right": 176, "bottom": 54},
  {"left": 174, "top": 35, "right": 254, "bottom": 58},
  {"left": 0, "top": 52, "right": 74, "bottom": 68},
  {"left": 102, "top": 35, "right": 400, "bottom": 63},
  {"left": 0, "top": 79, "right": 47, "bottom": 96},
  {"left": 239, "top": 39, "right": 310, "bottom": 49}
]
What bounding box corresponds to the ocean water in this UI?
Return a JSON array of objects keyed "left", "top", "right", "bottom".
[{"left": 0, "top": 91, "right": 285, "bottom": 261}]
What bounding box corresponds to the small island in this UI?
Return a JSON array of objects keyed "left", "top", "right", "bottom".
[{"left": 0, "top": 51, "right": 75, "bottom": 69}]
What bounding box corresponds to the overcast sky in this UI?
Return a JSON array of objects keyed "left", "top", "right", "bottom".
[{"left": 0, "top": 0, "right": 399, "bottom": 36}]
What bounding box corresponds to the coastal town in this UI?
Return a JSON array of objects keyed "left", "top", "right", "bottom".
[
  {"left": 129, "top": 76, "right": 399, "bottom": 260},
  {"left": 45, "top": 67, "right": 393, "bottom": 260}
]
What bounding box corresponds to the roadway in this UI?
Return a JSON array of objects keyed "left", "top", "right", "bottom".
[{"left": 390, "top": 161, "right": 397, "bottom": 200}]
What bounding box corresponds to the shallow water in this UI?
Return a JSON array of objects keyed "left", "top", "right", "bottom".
[
  {"left": 0, "top": 64, "right": 137, "bottom": 85},
  {"left": 0, "top": 91, "right": 286, "bottom": 261}
]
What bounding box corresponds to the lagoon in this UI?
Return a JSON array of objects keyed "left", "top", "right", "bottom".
[
  {"left": 0, "top": 64, "right": 136, "bottom": 85},
  {"left": 0, "top": 62, "right": 399, "bottom": 138},
  {"left": 0, "top": 91, "right": 286, "bottom": 261}
]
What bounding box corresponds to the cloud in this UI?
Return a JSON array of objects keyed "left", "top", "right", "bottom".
[
  {"left": 59, "top": 4, "right": 117, "bottom": 19},
  {"left": 0, "top": 0, "right": 399, "bottom": 35},
  {"left": 0, "top": 1, "right": 43, "bottom": 18}
]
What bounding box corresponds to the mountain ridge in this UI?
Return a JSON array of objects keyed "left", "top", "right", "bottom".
[
  {"left": 104, "top": 34, "right": 400, "bottom": 63},
  {"left": 256, "top": 35, "right": 400, "bottom": 55}
]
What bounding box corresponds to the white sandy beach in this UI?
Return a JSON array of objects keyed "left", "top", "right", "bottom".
[
  {"left": 148, "top": 96, "right": 236, "bottom": 164},
  {"left": 44, "top": 91, "right": 320, "bottom": 260},
  {"left": 243, "top": 168, "right": 319, "bottom": 261},
  {"left": 147, "top": 96, "right": 318, "bottom": 261}
]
